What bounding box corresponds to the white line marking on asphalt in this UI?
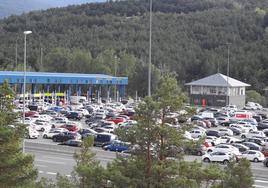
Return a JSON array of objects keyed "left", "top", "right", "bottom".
[
  {"left": 39, "top": 171, "right": 44, "bottom": 174},
  {"left": 44, "top": 156, "right": 74, "bottom": 161},
  {"left": 255, "top": 180, "right": 268, "bottom": 183},
  {"left": 36, "top": 164, "right": 48, "bottom": 168},
  {"left": 253, "top": 185, "right": 267, "bottom": 188},
  {"left": 66, "top": 175, "right": 71, "bottom": 177},
  {"left": 46, "top": 172, "right": 57, "bottom": 175},
  {"left": 36, "top": 159, "right": 65, "bottom": 164}
]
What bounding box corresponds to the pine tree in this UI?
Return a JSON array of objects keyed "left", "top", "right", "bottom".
[
  {"left": 0, "top": 81, "right": 38, "bottom": 187},
  {"left": 73, "top": 136, "right": 107, "bottom": 188},
  {"left": 219, "top": 158, "right": 254, "bottom": 188}
]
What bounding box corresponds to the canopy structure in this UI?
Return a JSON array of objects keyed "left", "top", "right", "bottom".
[
  {"left": 0, "top": 71, "right": 128, "bottom": 98},
  {"left": 0, "top": 71, "right": 128, "bottom": 85}
]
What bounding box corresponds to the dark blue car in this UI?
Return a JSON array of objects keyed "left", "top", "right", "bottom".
[{"left": 103, "top": 141, "right": 130, "bottom": 152}]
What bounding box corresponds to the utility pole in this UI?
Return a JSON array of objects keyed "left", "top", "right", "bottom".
[
  {"left": 40, "top": 47, "right": 43, "bottom": 70},
  {"left": 15, "top": 39, "right": 18, "bottom": 71},
  {"left": 226, "top": 43, "right": 230, "bottom": 106},
  {"left": 148, "top": 0, "right": 152, "bottom": 97}
]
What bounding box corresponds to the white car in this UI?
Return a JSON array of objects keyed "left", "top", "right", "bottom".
[
  {"left": 51, "top": 117, "right": 69, "bottom": 122},
  {"left": 190, "top": 129, "right": 206, "bottom": 138},
  {"left": 218, "top": 128, "right": 233, "bottom": 136},
  {"left": 51, "top": 120, "right": 69, "bottom": 128},
  {"left": 218, "top": 136, "right": 241, "bottom": 144},
  {"left": 193, "top": 125, "right": 207, "bottom": 133},
  {"left": 76, "top": 109, "right": 90, "bottom": 116},
  {"left": 42, "top": 128, "right": 68, "bottom": 139},
  {"left": 205, "top": 136, "right": 221, "bottom": 146},
  {"left": 39, "top": 114, "right": 53, "bottom": 121},
  {"left": 241, "top": 150, "right": 265, "bottom": 162},
  {"left": 242, "top": 124, "right": 257, "bottom": 132},
  {"left": 241, "top": 131, "right": 266, "bottom": 139},
  {"left": 26, "top": 128, "right": 39, "bottom": 139},
  {"left": 31, "top": 121, "right": 51, "bottom": 132},
  {"left": 183, "top": 131, "right": 193, "bottom": 140},
  {"left": 207, "top": 144, "right": 241, "bottom": 156},
  {"left": 202, "top": 151, "right": 234, "bottom": 164},
  {"left": 229, "top": 124, "right": 249, "bottom": 133}
]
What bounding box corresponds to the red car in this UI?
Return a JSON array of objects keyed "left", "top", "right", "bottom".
[
  {"left": 107, "top": 117, "right": 126, "bottom": 124},
  {"left": 262, "top": 149, "right": 268, "bottom": 157},
  {"left": 25, "top": 111, "right": 38, "bottom": 117},
  {"left": 61, "top": 124, "right": 79, "bottom": 132}
]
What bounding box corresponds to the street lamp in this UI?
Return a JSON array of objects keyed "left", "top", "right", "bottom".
[
  {"left": 226, "top": 43, "right": 230, "bottom": 106},
  {"left": 22, "top": 30, "right": 32, "bottom": 153},
  {"left": 148, "top": 0, "right": 152, "bottom": 97}
]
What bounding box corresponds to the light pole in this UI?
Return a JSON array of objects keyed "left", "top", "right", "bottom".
[
  {"left": 114, "top": 55, "right": 118, "bottom": 101},
  {"left": 23, "top": 30, "right": 32, "bottom": 153},
  {"left": 148, "top": 0, "right": 152, "bottom": 96},
  {"left": 226, "top": 43, "right": 230, "bottom": 106}
]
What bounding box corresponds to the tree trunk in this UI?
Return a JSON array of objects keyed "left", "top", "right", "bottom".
[{"left": 146, "top": 142, "right": 151, "bottom": 187}]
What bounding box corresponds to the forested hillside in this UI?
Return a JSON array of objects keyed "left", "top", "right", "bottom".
[
  {"left": 0, "top": 0, "right": 104, "bottom": 18},
  {"left": 0, "top": 0, "right": 268, "bottom": 96}
]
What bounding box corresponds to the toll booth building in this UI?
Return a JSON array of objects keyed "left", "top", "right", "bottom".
[{"left": 185, "top": 73, "right": 250, "bottom": 108}]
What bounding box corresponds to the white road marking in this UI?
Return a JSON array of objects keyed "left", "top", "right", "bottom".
[
  {"left": 36, "top": 164, "right": 48, "bottom": 168},
  {"left": 255, "top": 180, "right": 268, "bottom": 183},
  {"left": 44, "top": 156, "right": 74, "bottom": 161},
  {"left": 66, "top": 175, "right": 71, "bottom": 177},
  {"left": 253, "top": 185, "right": 267, "bottom": 188},
  {"left": 46, "top": 172, "right": 57, "bottom": 175},
  {"left": 38, "top": 171, "right": 44, "bottom": 174},
  {"left": 36, "top": 159, "right": 65, "bottom": 164}
]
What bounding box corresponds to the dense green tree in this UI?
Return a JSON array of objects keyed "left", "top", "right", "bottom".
[
  {"left": 109, "top": 75, "right": 223, "bottom": 187},
  {"left": 246, "top": 90, "right": 266, "bottom": 105},
  {"left": 73, "top": 136, "right": 107, "bottom": 188},
  {"left": 0, "top": 81, "right": 38, "bottom": 187},
  {"left": 1, "top": 0, "right": 268, "bottom": 97},
  {"left": 217, "top": 158, "right": 254, "bottom": 188},
  {"left": 153, "top": 73, "right": 186, "bottom": 160}
]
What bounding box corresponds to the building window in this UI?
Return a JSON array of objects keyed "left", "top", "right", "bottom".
[
  {"left": 240, "top": 88, "right": 244, "bottom": 95},
  {"left": 202, "top": 86, "right": 216, "bottom": 95},
  {"left": 192, "top": 86, "right": 201, "bottom": 94},
  {"left": 218, "top": 87, "right": 227, "bottom": 95},
  {"left": 209, "top": 87, "right": 216, "bottom": 94}
]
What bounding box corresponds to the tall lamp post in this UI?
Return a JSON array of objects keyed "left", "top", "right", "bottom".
[
  {"left": 226, "top": 43, "right": 230, "bottom": 106},
  {"left": 148, "top": 0, "right": 152, "bottom": 96},
  {"left": 22, "top": 30, "right": 32, "bottom": 153}
]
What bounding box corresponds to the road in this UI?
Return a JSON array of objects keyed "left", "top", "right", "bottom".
[{"left": 25, "top": 139, "right": 268, "bottom": 187}]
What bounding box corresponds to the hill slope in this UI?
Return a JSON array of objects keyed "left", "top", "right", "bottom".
[
  {"left": 0, "top": 0, "right": 105, "bottom": 18},
  {"left": 0, "top": 0, "right": 268, "bottom": 96}
]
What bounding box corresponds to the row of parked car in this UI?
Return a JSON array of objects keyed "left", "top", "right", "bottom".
[
  {"left": 19, "top": 100, "right": 138, "bottom": 150},
  {"left": 186, "top": 105, "right": 268, "bottom": 166}
]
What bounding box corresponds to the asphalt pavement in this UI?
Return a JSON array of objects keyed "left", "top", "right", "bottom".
[{"left": 25, "top": 138, "right": 268, "bottom": 187}]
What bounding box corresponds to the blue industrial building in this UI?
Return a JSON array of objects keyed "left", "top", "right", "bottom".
[{"left": 0, "top": 71, "right": 128, "bottom": 98}]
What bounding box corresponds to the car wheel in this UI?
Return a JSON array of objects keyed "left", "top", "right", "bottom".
[
  {"left": 241, "top": 135, "right": 246, "bottom": 139},
  {"left": 53, "top": 137, "right": 57, "bottom": 142},
  {"left": 207, "top": 149, "right": 212, "bottom": 153},
  {"left": 266, "top": 162, "right": 268, "bottom": 167},
  {"left": 203, "top": 158, "right": 210, "bottom": 163},
  {"left": 253, "top": 158, "right": 259, "bottom": 162},
  {"left": 28, "top": 135, "right": 31, "bottom": 139},
  {"left": 223, "top": 160, "right": 229, "bottom": 165},
  {"left": 41, "top": 128, "right": 45, "bottom": 132},
  {"left": 52, "top": 125, "right": 55, "bottom": 128},
  {"left": 197, "top": 151, "right": 202, "bottom": 156},
  {"left": 43, "top": 134, "right": 47, "bottom": 139}
]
